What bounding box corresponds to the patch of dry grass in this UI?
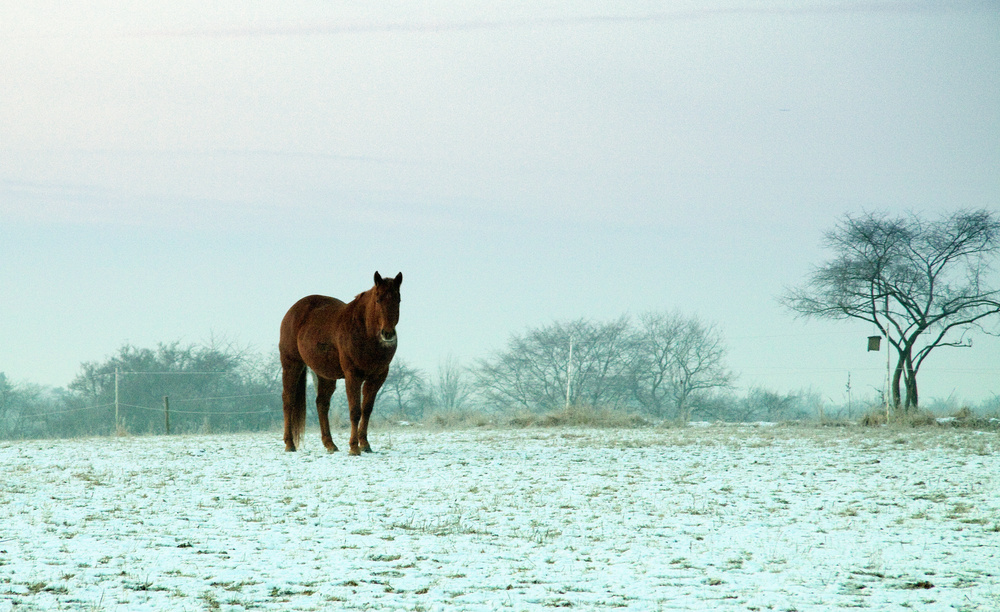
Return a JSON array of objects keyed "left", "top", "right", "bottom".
[{"left": 506, "top": 405, "right": 651, "bottom": 429}]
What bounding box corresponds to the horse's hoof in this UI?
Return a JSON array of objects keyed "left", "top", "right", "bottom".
[
  {"left": 348, "top": 447, "right": 362, "bottom": 456},
  {"left": 325, "top": 445, "right": 338, "bottom": 454},
  {"left": 362, "top": 446, "right": 374, "bottom": 453},
  {"left": 285, "top": 445, "right": 296, "bottom": 452}
]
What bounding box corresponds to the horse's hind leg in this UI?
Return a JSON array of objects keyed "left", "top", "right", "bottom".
[
  {"left": 281, "top": 360, "right": 307, "bottom": 452},
  {"left": 316, "top": 376, "right": 338, "bottom": 453}
]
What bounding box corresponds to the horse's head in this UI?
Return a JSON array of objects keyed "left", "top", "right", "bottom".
[{"left": 370, "top": 271, "right": 402, "bottom": 347}]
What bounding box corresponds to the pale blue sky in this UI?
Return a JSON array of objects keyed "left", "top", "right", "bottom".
[{"left": 2, "top": 1, "right": 998, "bottom": 404}]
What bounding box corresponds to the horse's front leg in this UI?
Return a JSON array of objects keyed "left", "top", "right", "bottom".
[
  {"left": 345, "top": 374, "right": 364, "bottom": 456},
  {"left": 358, "top": 374, "right": 387, "bottom": 453}
]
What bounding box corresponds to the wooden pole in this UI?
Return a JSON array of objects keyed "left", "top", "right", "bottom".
[
  {"left": 114, "top": 367, "right": 120, "bottom": 433},
  {"left": 565, "top": 339, "right": 573, "bottom": 409},
  {"left": 885, "top": 293, "right": 891, "bottom": 421},
  {"left": 164, "top": 396, "right": 170, "bottom": 435}
]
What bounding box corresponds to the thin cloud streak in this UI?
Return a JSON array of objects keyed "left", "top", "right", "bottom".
[
  {"left": 135, "top": 3, "right": 992, "bottom": 39},
  {"left": 7, "top": 2, "right": 987, "bottom": 40},
  {"left": 7, "top": 148, "right": 412, "bottom": 165}
]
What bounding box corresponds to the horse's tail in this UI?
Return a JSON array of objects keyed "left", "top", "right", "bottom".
[{"left": 288, "top": 366, "right": 308, "bottom": 450}]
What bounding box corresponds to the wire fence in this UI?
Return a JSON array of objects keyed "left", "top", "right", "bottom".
[
  {"left": 120, "top": 401, "right": 276, "bottom": 416},
  {"left": 1, "top": 369, "right": 286, "bottom": 439},
  {"left": 26, "top": 399, "right": 278, "bottom": 417}
]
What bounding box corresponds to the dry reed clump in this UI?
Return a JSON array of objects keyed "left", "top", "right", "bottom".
[
  {"left": 858, "top": 409, "right": 888, "bottom": 427},
  {"left": 892, "top": 410, "right": 939, "bottom": 427},
  {"left": 506, "top": 405, "right": 651, "bottom": 429},
  {"left": 858, "top": 406, "right": 936, "bottom": 427},
  {"left": 426, "top": 411, "right": 493, "bottom": 430},
  {"left": 858, "top": 406, "right": 999, "bottom": 431},
  {"left": 939, "top": 406, "right": 1000, "bottom": 431}
]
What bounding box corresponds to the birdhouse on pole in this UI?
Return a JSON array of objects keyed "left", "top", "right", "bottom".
[{"left": 867, "top": 335, "right": 881, "bottom": 352}]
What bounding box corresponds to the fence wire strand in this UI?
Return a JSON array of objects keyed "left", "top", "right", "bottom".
[{"left": 121, "top": 402, "right": 275, "bottom": 415}]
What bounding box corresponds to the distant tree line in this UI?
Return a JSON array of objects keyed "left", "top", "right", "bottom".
[
  {"left": 69, "top": 341, "right": 282, "bottom": 435},
  {"left": 1, "top": 341, "right": 282, "bottom": 439},
  {"left": 5, "top": 307, "right": 997, "bottom": 440}
]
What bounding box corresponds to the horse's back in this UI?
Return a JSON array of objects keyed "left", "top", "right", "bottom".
[
  {"left": 279, "top": 295, "right": 347, "bottom": 359},
  {"left": 289, "top": 294, "right": 346, "bottom": 315}
]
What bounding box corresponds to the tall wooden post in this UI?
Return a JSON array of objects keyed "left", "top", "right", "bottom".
[
  {"left": 164, "top": 396, "right": 171, "bottom": 435},
  {"left": 114, "top": 367, "right": 120, "bottom": 433},
  {"left": 885, "top": 293, "right": 891, "bottom": 421},
  {"left": 565, "top": 339, "right": 573, "bottom": 409}
]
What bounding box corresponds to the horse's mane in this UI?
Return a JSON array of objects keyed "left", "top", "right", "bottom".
[{"left": 348, "top": 289, "right": 376, "bottom": 328}]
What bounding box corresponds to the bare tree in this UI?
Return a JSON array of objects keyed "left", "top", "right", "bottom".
[
  {"left": 0, "top": 375, "right": 59, "bottom": 439},
  {"left": 736, "top": 387, "right": 811, "bottom": 423},
  {"left": 473, "top": 317, "right": 633, "bottom": 412},
  {"left": 0, "top": 373, "right": 21, "bottom": 437},
  {"left": 630, "top": 312, "right": 734, "bottom": 422},
  {"left": 783, "top": 209, "right": 1000, "bottom": 412},
  {"left": 568, "top": 317, "right": 634, "bottom": 409},
  {"left": 433, "top": 355, "right": 472, "bottom": 412},
  {"left": 378, "top": 359, "right": 428, "bottom": 420}
]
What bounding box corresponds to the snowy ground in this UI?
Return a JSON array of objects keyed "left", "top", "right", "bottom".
[{"left": 2, "top": 425, "right": 998, "bottom": 611}]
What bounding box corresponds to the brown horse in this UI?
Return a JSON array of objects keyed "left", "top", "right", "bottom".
[{"left": 279, "top": 271, "right": 402, "bottom": 454}]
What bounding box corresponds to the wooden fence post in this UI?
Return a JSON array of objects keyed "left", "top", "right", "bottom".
[{"left": 164, "top": 396, "right": 170, "bottom": 435}]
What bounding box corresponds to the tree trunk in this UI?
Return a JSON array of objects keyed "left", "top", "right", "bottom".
[
  {"left": 902, "top": 348, "right": 918, "bottom": 411},
  {"left": 891, "top": 360, "right": 904, "bottom": 414},
  {"left": 904, "top": 370, "right": 919, "bottom": 412},
  {"left": 675, "top": 391, "right": 691, "bottom": 424}
]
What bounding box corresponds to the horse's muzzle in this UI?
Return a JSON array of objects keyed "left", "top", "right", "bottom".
[{"left": 379, "top": 329, "right": 398, "bottom": 347}]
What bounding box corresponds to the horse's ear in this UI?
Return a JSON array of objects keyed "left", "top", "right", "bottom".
[
  {"left": 394, "top": 272, "right": 403, "bottom": 286},
  {"left": 374, "top": 271, "right": 384, "bottom": 286}
]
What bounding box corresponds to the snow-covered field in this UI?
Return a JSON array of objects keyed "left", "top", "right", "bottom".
[{"left": 2, "top": 425, "right": 998, "bottom": 611}]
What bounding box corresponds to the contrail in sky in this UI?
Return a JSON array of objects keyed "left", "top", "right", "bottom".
[
  {"left": 130, "top": 2, "right": 993, "bottom": 39},
  {"left": 5, "top": 2, "right": 989, "bottom": 40}
]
